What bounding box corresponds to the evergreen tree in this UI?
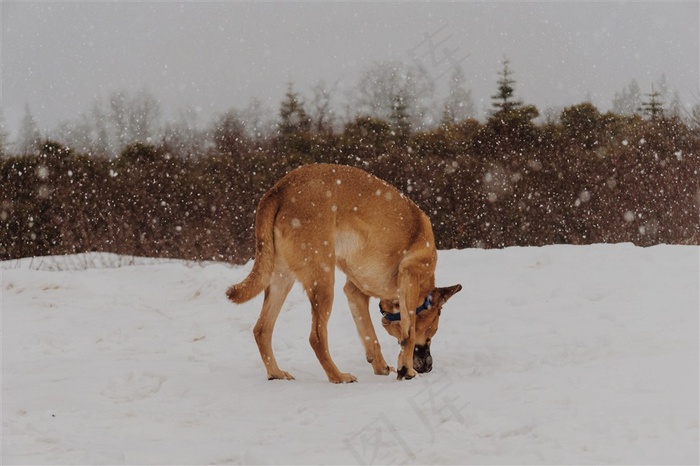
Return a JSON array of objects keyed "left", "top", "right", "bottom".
[
  {"left": 491, "top": 58, "right": 523, "bottom": 116},
  {"left": 640, "top": 85, "right": 665, "bottom": 121},
  {"left": 213, "top": 109, "right": 248, "bottom": 156},
  {"left": 482, "top": 58, "right": 540, "bottom": 151},
  {"left": 278, "top": 83, "right": 311, "bottom": 136}
]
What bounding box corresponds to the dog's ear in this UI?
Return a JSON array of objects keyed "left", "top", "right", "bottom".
[{"left": 434, "top": 284, "right": 462, "bottom": 307}]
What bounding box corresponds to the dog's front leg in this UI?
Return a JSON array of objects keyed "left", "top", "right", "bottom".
[
  {"left": 397, "top": 268, "right": 420, "bottom": 380},
  {"left": 397, "top": 316, "right": 417, "bottom": 380}
]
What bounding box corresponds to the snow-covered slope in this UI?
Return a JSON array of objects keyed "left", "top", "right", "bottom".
[{"left": 2, "top": 245, "right": 698, "bottom": 464}]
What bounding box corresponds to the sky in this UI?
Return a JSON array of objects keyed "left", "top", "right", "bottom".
[{"left": 1, "top": 1, "right": 698, "bottom": 140}]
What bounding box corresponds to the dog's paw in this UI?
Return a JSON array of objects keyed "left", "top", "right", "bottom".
[
  {"left": 331, "top": 372, "right": 358, "bottom": 384},
  {"left": 397, "top": 366, "right": 417, "bottom": 380},
  {"left": 268, "top": 371, "right": 295, "bottom": 381},
  {"left": 377, "top": 365, "right": 392, "bottom": 376},
  {"left": 372, "top": 364, "right": 394, "bottom": 376}
]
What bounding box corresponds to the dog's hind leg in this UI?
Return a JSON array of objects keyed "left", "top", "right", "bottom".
[
  {"left": 305, "top": 276, "right": 357, "bottom": 384},
  {"left": 343, "top": 279, "right": 392, "bottom": 375},
  {"left": 253, "top": 267, "right": 295, "bottom": 380}
]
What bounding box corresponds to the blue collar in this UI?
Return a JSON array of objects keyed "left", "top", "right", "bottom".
[{"left": 380, "top": 293, "right": 433, "bottom": 322}]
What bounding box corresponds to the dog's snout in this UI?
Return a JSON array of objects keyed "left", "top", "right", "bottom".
[{"left": 413, "top": 344, "right": 433, "bottom": 374}]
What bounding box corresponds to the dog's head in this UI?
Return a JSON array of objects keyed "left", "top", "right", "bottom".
[{"left": 380, "top": 284, "right": 462, "bottom": 374}]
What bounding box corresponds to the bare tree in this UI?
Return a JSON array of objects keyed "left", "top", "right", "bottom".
[
  {"left": 0, "top": 108, "right": 9, "bottom": 157},
  {"left": 612, "top": 79, "right": 642, "bottom": 116},
  {"left": 163, "top": 106, "right": 206, "bottom": 158},
  {"left": 109, "top": 89, "right": 162, "bottom": 154},
  {"left": 309, "top": 80, "right": 337, "bottom": 134},
  {"left": 241, "top": 98, "right": 274, "bottom": 141},
  {"left": 441, "top": 65, "right": 476, "bottom": 125},
  {"left": 354, "top": 61, "right": 435, "bottom": 133},
  {"left": 53, "top": 98, "right": 111, "bottom": 157},
  {"left": 17, "top": 104, "right": 42, "bottom": 154},
  {"left": 686, "top": 96, "right": 700, "bottom": 131}
]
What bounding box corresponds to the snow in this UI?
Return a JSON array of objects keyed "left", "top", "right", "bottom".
[{"left": 2, "top": 244, "right": 698, "bottom": 464}]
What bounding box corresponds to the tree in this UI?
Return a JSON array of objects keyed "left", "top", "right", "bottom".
[
  {"left": 343, "top": 116, "right": 392, "bottom": 146},
  {"left": 163, "top": 106, "right": 206, "bottom": 159},
  {"left": 491, "top": 58, "right": 523, "bottom": 116},
  {"left": 612, "top": 79, "right": 642, "bottom": 116},
  {"left": 17, "top": 104, "right": 42, "bottom": 155},
  {"left": 653, "top": 73, "right": 681, "bottom": 116},
  {"left": 309, "top": 81, "right": 336, "bottom": 134},
  {"left": 389, "top": 90, "right": 412, "bottom": 141},
  {"left": 688, "top": 102, "right": 700, "bottom": 131},
  {"left": 212, "top": 109, "right": 248, "bottom": 156},
  {"left": 441, "top": 65, "right": 476, "bottom": 126},
  {"left": 481, "top": 59, "right": 540, "bottom": 152},
  {"left": 640, "top": 85, "right": 665, "bottom": 121},
  {"left": 90, "top": 100, "right": 110, "bottom": 157},
  {"left": 278, "top": 83, "right": 311, "bottom": 136},
  {"left": 109, "top": 89, "right": 162, "bottom": 154},
  {"left": 52, "top": 98, "right": 111, "bottom": 157},
  {"left": 354, "top": 61, "right": 434, "bottom": 134},
  {"left": 241, "top": 98, "right": 274, "bottom": 141},
  {"left": 560, "top": 102, "right": 604, "bottom": 148},
  {"left": 0, "top": 108, "right": 9, "bottom": 157}
]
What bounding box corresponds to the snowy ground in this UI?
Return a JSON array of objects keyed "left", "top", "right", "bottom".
[{"left": 2, "top": 244, "right": 698, "bottom": 465}]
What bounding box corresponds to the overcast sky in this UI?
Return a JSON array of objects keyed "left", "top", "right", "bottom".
[{"left": 2, "top": 1, "right": 698, "bottom": 139}]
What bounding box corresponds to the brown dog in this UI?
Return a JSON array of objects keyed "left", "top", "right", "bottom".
[{"left": 227, "top": 164, "right": 461, "bottom": 383}]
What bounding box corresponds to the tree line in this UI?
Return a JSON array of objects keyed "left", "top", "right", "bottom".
[{"left": 2, "top": 60, "right": 698, "bottom": 263}]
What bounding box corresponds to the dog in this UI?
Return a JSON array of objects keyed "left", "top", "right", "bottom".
[{"left": 227, "top": 163, "right": 461, "bottom": 383}]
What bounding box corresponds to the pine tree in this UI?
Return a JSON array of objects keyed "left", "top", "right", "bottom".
[
  {"left": 213, "top": 109, "right": 248, "bottom": 156},
  {"left": 640, "top": 85, "right": 665, "bottom": 121},
  {"left": 484, "top": 58, "right": 539, "bottom": 151},
  {"left": 491, "top": 58, "right": 523, "bottom": 116},
  {"left": 279, "top": 83, "right": 311, "bottom": 136}
]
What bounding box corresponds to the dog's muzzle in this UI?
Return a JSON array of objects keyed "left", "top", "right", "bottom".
[{"left": 413, "top": 344, "right": 433, "bottom": 373}]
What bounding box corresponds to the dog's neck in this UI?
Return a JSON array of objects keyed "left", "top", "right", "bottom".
[{"left": 379, "top": 293, "right": 433, "bottom": 322}]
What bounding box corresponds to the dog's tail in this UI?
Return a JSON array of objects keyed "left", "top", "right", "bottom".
[{"left": 226, "top": 190, "right": 279, "bottom": 304}]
